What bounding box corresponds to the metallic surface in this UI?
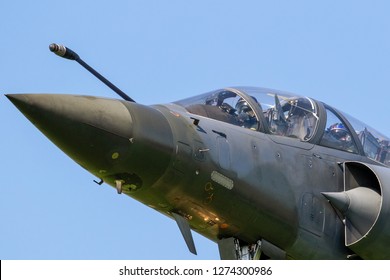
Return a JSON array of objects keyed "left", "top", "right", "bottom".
[{"left": 6, "top": 86, "right": 390, "bottom": 259}]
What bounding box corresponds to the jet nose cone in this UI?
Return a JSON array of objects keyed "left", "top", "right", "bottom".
[
  {"left": 7, "top": 93, "right": 174, "bottom": 192},
  {"left": 6, "top": 93, "right": 26, "bottom": 105},
  {"left": 7, "top": 93, "right": 133, "bottom": 172},
  {"left": 6, "top": 93, "right": 133, "bottom": 139}
]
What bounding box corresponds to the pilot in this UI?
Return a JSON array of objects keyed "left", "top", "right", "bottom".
[
  {"left": 235, "top": 98, "right": 258, "bottom": 130},
  {"left": 327, "top": 123, "right": 355, "bottom": 151},
  {"left": 329, "top": 123, "right": 351, "bottom": 141}
]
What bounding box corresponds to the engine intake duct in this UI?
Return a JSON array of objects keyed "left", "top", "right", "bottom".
[{"left": 322, "top": 161, "right": 390, "bottom": 259}]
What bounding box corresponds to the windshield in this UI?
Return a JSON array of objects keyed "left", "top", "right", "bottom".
[
  {"left": 175, "top": 87, "right": 320, "bottom": 141},
  {"left": 175, "top": 88, "right": 261, "bottom": 130}
]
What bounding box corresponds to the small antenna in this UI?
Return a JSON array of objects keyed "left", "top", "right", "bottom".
[{"left": 49, "top": 43, "right": 135, "bottom": 102}]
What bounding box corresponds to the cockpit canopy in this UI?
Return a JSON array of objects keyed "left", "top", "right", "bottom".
[
  {"left": 175, "top": 87, "right": 390, "bottom": 167},
  {"left": 176, "top": 87, "right": 319, "bottom": 140}
]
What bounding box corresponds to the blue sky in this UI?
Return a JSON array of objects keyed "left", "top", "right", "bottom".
[{"left": 1, "top": 0, "right": 390, "bottom": 260}]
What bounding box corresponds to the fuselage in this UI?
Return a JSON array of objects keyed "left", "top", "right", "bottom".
[{"left": 7, "top": 86, "right": 390, "bottom": 259}]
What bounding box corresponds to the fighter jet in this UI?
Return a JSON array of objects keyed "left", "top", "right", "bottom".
[{"left": 6, "top": 44, "right": 390, "bottom": 260}]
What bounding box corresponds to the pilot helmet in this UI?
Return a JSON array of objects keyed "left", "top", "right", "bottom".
[
  {"left": 329, "top": 123, "right": 349, "bottom": 140},
  {"left": 235, "top": 98, "right": 251, "bottom": 114}
]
